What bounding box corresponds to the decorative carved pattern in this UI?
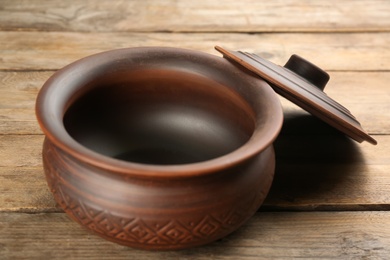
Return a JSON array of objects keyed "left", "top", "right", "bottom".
[
  {"left": 52, "top": 185, "right": 260, "bottom": 246},
  {"left": 42, "top": 139, "right": 272, "bottom": 248}
]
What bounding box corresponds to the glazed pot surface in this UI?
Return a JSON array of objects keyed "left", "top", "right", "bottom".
[
  {"left": 36, "top": 47, "right": 283, "bottom": 250},
  {"left": 64, "top": 69, "right": 255, "bottom": 165}
]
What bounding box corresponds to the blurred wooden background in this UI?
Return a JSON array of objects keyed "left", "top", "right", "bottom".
[{"left": 0, "top": 0, "right": 389, "bottom": 259}]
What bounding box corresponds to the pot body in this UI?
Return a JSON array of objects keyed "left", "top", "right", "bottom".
[
  {"left": 36, "top": 47, "right": 283, "bottom": 250},
  {"left": 43, "top": 138, "right": 275, "bottom": 250}
]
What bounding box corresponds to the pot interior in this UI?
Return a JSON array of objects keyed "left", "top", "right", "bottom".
[{"left": 64, "top": 69, "right": 256, "bottom": 165}]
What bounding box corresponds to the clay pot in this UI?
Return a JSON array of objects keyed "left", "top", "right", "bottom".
[{"left": 36, "top": 47, "right": 283, "bottom": 250}]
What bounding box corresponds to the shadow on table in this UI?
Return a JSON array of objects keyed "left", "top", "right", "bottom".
[{"left": 262, "top": 110, "right": 367, "bottom": 211}]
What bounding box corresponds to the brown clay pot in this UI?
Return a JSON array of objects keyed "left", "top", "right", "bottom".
[{"left": 36, "top": 47, "right": 283, "bottom": 250}]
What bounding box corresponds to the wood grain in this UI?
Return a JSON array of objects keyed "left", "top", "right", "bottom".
[
  {"left": 1, "top": 0, "right": 389, "bottom": 256},
  {"left": 0, "top": 71, "right": 52, "bottom": 134},
  {"left": 0, "top": 135, "right": 43, "bottom": 167},
  {"left": 1, "top": 211, "right": 389, "bottom": 259},
  {"left": 0, "top": 167, "right": 57, "bottom": 212},
  {"left": 0, "top": 32, "right": 389, "bottom": 71},
  {"left": 1, "top": 0, "right": 389, "bottom": 33}
]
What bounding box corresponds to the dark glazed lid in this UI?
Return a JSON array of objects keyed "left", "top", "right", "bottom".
[{"left": 215, "top": 46, "right": 377, "bottom": 145}]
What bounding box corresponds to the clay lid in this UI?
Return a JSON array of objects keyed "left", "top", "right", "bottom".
[{"left": 215, "top": 46, "right": 377, "bottom": 145}]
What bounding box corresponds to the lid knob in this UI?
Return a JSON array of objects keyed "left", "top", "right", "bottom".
[{"left": 284, "top": 55, "right": 330, "bottom": 91}]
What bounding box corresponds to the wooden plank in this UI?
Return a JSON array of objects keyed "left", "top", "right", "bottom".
[
  {"left": 1, "top": 135, "right": 389, "bottom": 212},
  {"left": 0, "top": 71, "right": 51, "bottom": 134},
  {"left": 0, "top": 71, "right": 52, "bottom": 108},
  {"left": 0, "top": 135, "right": 43, "bottom": 167},
  {"left": 0, "top": 108, "right": 40, "bottom": 135},
  {"left": 1, "top": 71, "right": 389, "bottom": 135},
  {"left": 0, "top": 211, "right": 389, "bottom": 259},
  {"left": 0, "top": 167, "right": 57, "bottom": 212},
  {"left": 0, "top": 0, "right": 389, "bottom": 33},
  {"left": 0, "top": 32, "right": 389, "bottom": 71},
  {"left": 1, "top": 163, "right": 389, "bottom": 212}
]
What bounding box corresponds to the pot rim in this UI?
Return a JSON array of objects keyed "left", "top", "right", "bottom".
[{"left": 36, "top": 47, "right": 283, "bottom": 179}]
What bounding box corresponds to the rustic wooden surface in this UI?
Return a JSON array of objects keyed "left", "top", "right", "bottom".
[{"left": 0, "top": 0, "right": 389, "bottom": 259}]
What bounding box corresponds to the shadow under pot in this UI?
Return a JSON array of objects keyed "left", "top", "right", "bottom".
[{"left": 35, "top": 47, "right": 283, "bottom": 250}]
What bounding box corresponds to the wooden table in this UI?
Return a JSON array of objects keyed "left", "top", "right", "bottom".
[{"left": 1, "top": 1, "right": 389, "bottom": 259}]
